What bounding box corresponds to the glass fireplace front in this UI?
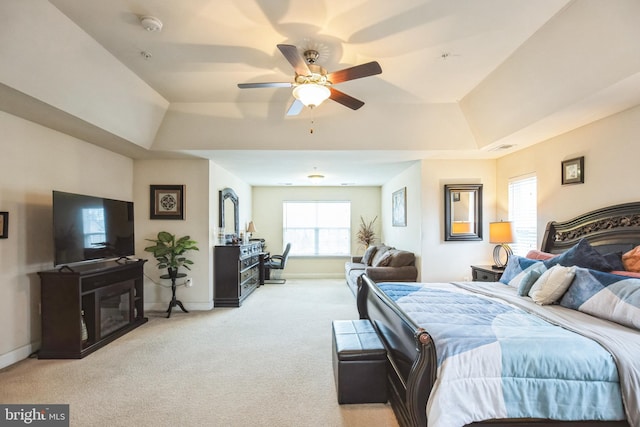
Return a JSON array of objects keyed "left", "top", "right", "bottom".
[{"left": 98, "top": 282, "right": 132, "bottom": 338}]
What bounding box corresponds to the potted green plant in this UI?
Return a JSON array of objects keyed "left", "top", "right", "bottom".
[
  {"left": 356, "top": 216, "right": 377, "bottom": 249},
  {"left": 144, "top": 231, "right": 199, "bottom": 279}
]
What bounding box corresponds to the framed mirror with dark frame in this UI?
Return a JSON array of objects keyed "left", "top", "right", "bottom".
[
  {"left": 219, "top": 188, "right": 239, "bottom": 242},
  {"left": 444, "top": 184, "right": 483, "bottom": 241}
]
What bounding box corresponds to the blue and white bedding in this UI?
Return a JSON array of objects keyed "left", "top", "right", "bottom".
[{"left": 378, "top": 281, "right": 639, "bottom": 427}]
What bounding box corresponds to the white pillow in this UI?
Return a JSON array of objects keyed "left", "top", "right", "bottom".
[{"left": 528, "top": 265, "right": 576, "bottom": 305}]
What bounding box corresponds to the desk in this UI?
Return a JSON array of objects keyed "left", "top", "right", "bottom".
[{"left": 159, "top": 272, "right": 189, "bottom": 318}]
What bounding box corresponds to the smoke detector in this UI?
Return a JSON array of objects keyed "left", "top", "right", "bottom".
[{"left": 139, "top": 15, "right": 163, "bottom": 32}]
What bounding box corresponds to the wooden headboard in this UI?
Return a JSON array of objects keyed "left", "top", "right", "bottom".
[{"left": 541, "top": 202, "right": 640, "bottom": 254}]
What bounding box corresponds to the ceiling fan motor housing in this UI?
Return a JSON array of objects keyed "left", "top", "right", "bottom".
[{"left": 304, "top": 50, "right": 320, "bottom": 64}]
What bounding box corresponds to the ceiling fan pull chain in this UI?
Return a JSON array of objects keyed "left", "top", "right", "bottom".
[{"left": 310, "top": 107, "right": 316, "bottom": 134}]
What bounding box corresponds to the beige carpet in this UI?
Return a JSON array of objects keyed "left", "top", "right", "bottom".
[{"left": 0, "top": 279, "right": 399, "bottom": 427}]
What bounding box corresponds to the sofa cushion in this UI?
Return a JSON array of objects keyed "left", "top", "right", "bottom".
[
  {"left": 361, "top": 245, "right": 379, "bottom": 266},
  {"left": 370, "top": 245, "right": 392, "bottom": 267}
]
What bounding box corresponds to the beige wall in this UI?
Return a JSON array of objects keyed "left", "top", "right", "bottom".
[
  {"left": 0, "top": 111, "right": 134, "bottom": 368},
  {"left": 420, "top": 159, "right": 497, "bottom": 282},
  {"left": 381, "top": 162, "right": 423, "bottom": 278},
  {"left": 251, "top": 186, "right": 381, "bottom": 279},
  {"left": 134, "top": 159, "right": 213, "bottom": 311},
  {"left": 210, "top": 161, "right": 253, "bottom": 240},
  {"left": 496, "top": 104, "right": 640, "bottom": 248}
]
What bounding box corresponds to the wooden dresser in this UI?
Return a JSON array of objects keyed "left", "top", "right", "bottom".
[{"left": 213, "top": 242, "right": 262, "bottom": 307}]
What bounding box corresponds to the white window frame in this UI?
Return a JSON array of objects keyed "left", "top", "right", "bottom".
[
  {"left": 282, "top": 201, "right": 351, "bottom": 257},
  {"left": 508, "top": 174, "right": 538, "bottom": 256}
]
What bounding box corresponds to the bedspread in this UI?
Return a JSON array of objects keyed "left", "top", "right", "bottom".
[{"left": 378, "top": 282, "right": 626, "bottom": 427}]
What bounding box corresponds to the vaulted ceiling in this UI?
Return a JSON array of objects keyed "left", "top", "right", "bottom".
[{"left": 2, "top": 1, "right": 640, "bottom": 185}]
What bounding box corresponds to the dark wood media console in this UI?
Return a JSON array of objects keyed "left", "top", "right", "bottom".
[{"left": 38, "top": 259, "right": 148, "bottom": 359}]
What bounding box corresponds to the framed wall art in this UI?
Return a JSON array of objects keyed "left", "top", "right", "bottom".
[
  {"left": 150, "top": 185, "right": 185, "bottom": 220},
  {"left": 0, "top": 212, "right": 7, "bottom": 238},
  {"left": 561, "top": 157, "right": 584, "bottom": 185},
  {"left": 392, "top": 187, "right": 407, "bottom": 227}
]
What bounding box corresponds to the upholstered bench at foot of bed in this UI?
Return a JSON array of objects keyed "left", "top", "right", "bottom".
[{"left": 332, "top": 320, "right": 387, "bottom": 404}]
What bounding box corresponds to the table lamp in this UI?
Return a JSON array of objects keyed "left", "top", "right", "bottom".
[
  {"left": 246, "top": 221, "right": 256, "bottom": 239},
  {"left": 489, "top": 221, "right": 514, "bottom": 269}
]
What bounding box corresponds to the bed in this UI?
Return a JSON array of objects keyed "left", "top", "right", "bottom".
[{"left": 357, "top": 202, "right": 640, "bottom": 427}]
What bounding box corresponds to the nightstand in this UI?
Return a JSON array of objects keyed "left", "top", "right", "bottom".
[{"left": 471, "top": 265, "right": 504, "bottom": 282}]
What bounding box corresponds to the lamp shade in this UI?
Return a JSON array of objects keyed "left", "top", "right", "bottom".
[
  {"left": 292, "top": 84, "right": 330, "bottom": 107},
  {"left": 489, "top": 221, "right": 514, "bottom": 244},
  {"left": 246, "top": 221, "right": 256, "bottom": 233}
]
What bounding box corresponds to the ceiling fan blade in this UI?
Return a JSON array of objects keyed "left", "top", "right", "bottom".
[
  {"left": 329, "top": 88, "right": 365, "bottom": 110},
  {"left": 238, "top": 82, "right": 292, "bottom": 89},
  {"left": 327, "top": 61, "right": 382, "bottom": 84},
  {"left": 286, "top": 99, "right": 304, "bottom": 116},
  {"left": 277, "top": 44, "right": 311, "bottom": 76}
]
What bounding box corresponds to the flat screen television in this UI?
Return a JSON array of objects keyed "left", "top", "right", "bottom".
[{"left": 53, "top": 191, "right": 135, "bottom": 267}]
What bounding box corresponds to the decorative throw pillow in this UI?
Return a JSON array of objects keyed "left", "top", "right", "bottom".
[
  {"left": 361, "top": 245, "right": 378, "bottom": 266},
  {"left": 386, "top": 250, "right": 415, "bottom": 267},
  {"left": 603, "top": 252, "right": 625, "bottom": 271},
  {"left": 610, "top": 270, "right": 640, "bottom": 279},
  {"left": 543, "top": 239, "right": 614, "bottom": 272},
  {"left": 370, "top": 245, "right": 392, "bottom": 267},
  {"left": 372, "top": 250, "right": 393, "bottom": 267},
  {"left": 622, "top": 245, "right": 640, "bottom": 272},
  {"left": 507, "top": 263, "right": 547, "bottom": 296},
  {"left": 528, "top": 265, "right": 576, "bottom": 305},
  {"left": 499, "top": 256, "right": 541, "bottom": 285},
  {"left": 560, "top": 267, "right": 640, "bottom": 330},
  {"left": 525, "top": 250, "right": 556, "bottom": 261}
]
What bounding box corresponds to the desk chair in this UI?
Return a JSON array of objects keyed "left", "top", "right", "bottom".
[{"left": 265, "top": 243, "right": 291, "bottom": 284}]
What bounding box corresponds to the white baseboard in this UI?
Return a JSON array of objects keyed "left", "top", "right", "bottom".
[
  {"left": 144, "top": 301, "right": 213, "bottom": 312},
  {"left": 0, "top": 342, "right": 38, "bottom": 370},
  {"left": 280, "top": 273, "right": 344, "bottom": 280}
]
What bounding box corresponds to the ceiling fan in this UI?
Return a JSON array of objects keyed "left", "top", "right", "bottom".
[{"left": 238, "top": 44, "right": 382, "bottom": 116}]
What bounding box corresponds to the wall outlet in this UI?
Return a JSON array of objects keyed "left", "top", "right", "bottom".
[{"left": 185, "top": 278, "right": 193, "bottom": 287}]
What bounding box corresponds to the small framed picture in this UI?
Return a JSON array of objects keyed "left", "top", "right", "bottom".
[
  {"left": 150, "top": 185, "right": 185, "bottom": 220},
  {"left": 0, "top": 212, "right": 7, "bottom": 238},
  {"left": 561, "top": 157, "right": 584, "bottom": 185},
  {"left": 452, "top": 192, "right": 461, "bottom": 202},
  {"left": 392, "top": 187, "right": 407, "bottom": 227}
]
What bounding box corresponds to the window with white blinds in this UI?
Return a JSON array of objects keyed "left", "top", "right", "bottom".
[
  {"left": 508, "top": 174, "right": 537, "bottom": 256},
  {"left": 282, "top": 201, "right": 351, "bottom": 256}
]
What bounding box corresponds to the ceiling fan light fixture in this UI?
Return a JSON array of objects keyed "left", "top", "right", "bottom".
[{"left": 293, "top": 84, "right": 330, "bottom": 108}]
